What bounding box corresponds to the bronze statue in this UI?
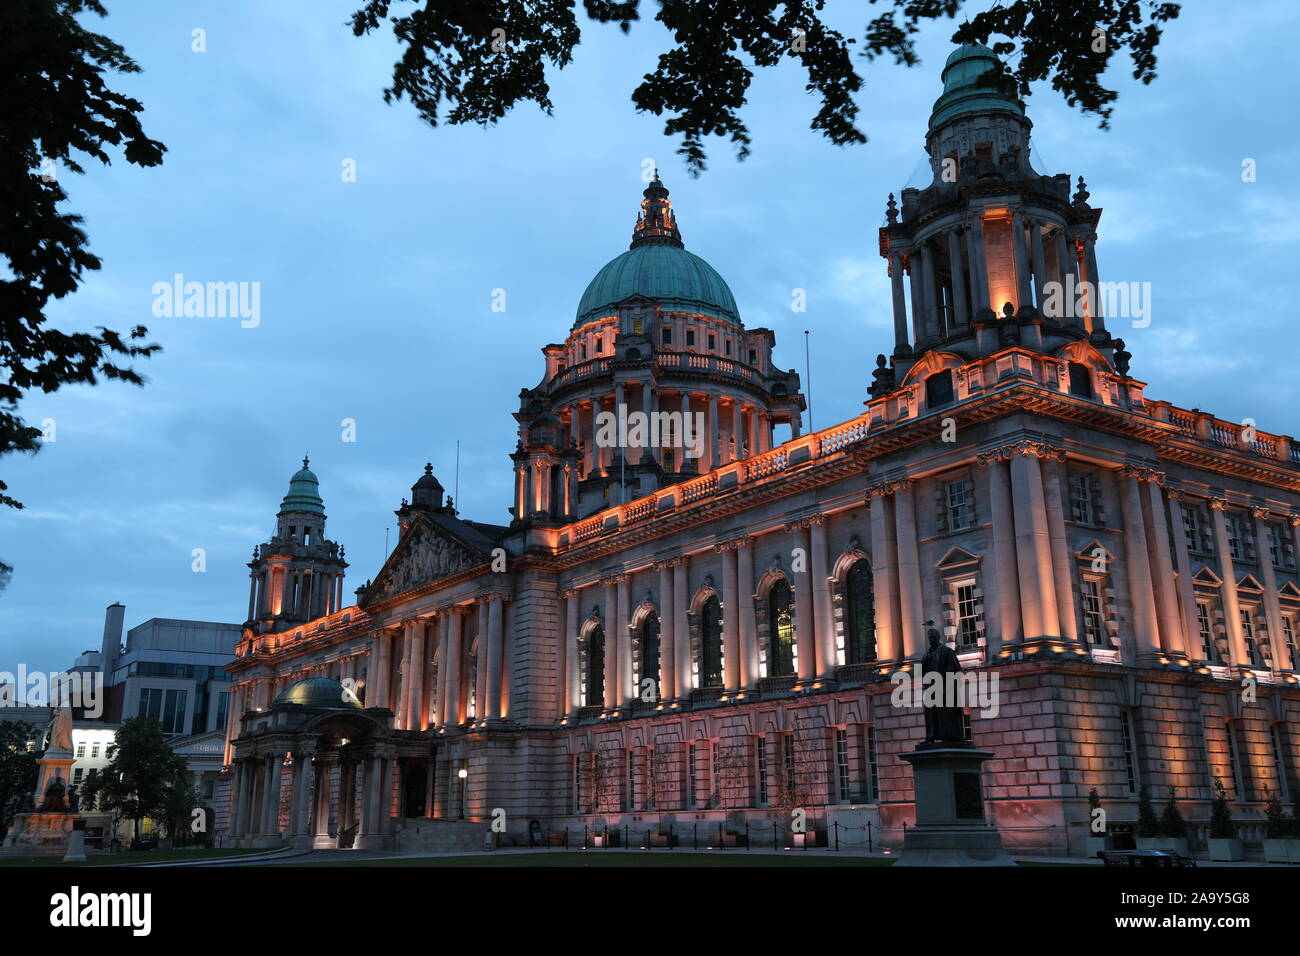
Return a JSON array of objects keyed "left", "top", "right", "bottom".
[
  {"left": 921, "top": 623, "right": 967, "bottom": 744},
  {"left": 39, "top": 774, "right": 68, "bottom": 812}
]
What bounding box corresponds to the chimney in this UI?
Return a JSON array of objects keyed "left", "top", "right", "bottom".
[{"left": 100, "top": 603, "right": 125, "bottom": 683}]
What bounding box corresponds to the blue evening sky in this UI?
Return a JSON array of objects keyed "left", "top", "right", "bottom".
[{"left": 2, "top": 1, "right": 1297, "bottom": 673}]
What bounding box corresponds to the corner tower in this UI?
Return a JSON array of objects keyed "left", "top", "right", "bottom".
[
  {"left": 876, "top": 43, "right": 1113, "bottom": 393},
  {"left": 514, "top": 173, "right": 806, "bottom": 523},
  {"left": 245, "top": 458, "right": 348, "bottom": 633}
]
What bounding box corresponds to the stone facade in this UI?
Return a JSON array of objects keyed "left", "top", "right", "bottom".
[{"left": 222, "top": 44, "right": 1300, "bottom": 856}]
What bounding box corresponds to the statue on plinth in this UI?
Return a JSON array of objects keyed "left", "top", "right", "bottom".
[
  {"left": 921, "top": 623, "right": 967, "bottom": 745},
  {"left": 39, "top": 774, "right": 68, "bottom": 813}
]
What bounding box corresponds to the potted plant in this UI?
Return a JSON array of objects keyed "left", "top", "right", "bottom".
[
  {"left": 1263, "top": 789, "right": 1290, "bottom": 863},
  {"left": 1157, "top": 791, "right": 1191, "bottom": 858},
  {"left": 1134, "top": 789, "right": 1161, "bottom": 850},
  {"left": 1207, "top": 778, "right": 1243, "bottom": 861},
  {"left": 1085, "top": 788, "right": 1110, "bottom": 858}
]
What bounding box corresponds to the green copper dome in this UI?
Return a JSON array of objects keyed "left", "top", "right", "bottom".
[
  {"left": 273, "top": 677, "right": 362, "bottom": 709},
  {"left": 279, "top": 457, "right": 325, "bottom": 515},
  {"left": 575, "top": 244, "right": 740, "bottom": 327},
  {"left": 575, "top": 174, "right": 741, "bottom": 328},
  {"left": 929, "top": 43, "right": 1024, "bottom": 130}
]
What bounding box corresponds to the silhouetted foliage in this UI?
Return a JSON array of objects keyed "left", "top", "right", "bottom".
[
  {"left": 0, "top": 0, "right": 165, "bottom": 577},
  {"left": 352, "top": 0, "right": 1180, "bottom": 174}
]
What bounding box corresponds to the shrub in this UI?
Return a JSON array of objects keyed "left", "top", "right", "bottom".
[
  {"left": 1208, "top": 778, "right": 1235, "bottom": 840},
  {"left": 1136, "top": 789, "right": 1159, "bottom": 838},
  {"left": 1159, "top": 791, "right": 1187, "bottom": 839}
]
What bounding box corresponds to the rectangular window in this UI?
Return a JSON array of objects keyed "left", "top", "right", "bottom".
[
  {"left": 1272, "top": 724, "right": 1293, "bottom": 801},
  {"left": 1069, "top": 474, "right": 1094, "bottom": 524},
  {"left": 725, "top": 340, "right": 732, "bottom": 356},
  {"left": 1182, "top": 505, "right": 1204, "bottom": 553},
  {"left": 707, "top": 333, "right": 716, "bottom": 350},
  {"left": 1197, "top": 601, "right": 1217, "bottom": 662},
  {"left": 625, "top": 749, "right": 636, "bottom": 811},
  {"left": 662, "top": 327, "right": 672, "bottom": 345},
  {"left": 76, "top": 743, "right": 86, "bottom": 759},
  {"left": 1080, "top": 578, "right": 1106, "bottom": 646},
  {"left": 1241, "top": 609, "right": 1262, "bottom": 667},
  {"left": 1119, "top": 710, "right": 1139, "bottom": 795},
  {"left": 73, "top": 768, "right": 83, "bottom": 785},
  {"left": 946, "top": 479, "right": 973, "bottom": 531},
  {"left": 781, "top": 733, "right": 796, "bottom": 801},
  {"left": 90, "top": 743, "right": 100, "bottom": 759},
  {"left": 865, "top": 725, "right": 879, "bottom": 802},
  {"left": 835, "top": 729, "right": 850, "bottom": 803},
  {"left": 755, "top": 737, "right": 769, "bottom": 807},
  {"left": 1268, "top": 524, "right": 1295, "bottom": 569},
  {"left": 748, "top": 349, "right": 757, "bottom": 365},
  {"left": 572, "top": 755, "right": 581, "bottom": 814},
  {"left": 1228, "top": 517, "right": 1241, "bottom": 560},
  {"left": 1226, "top": 720, "right": 1246, "bottom": 800},
  {"left": 594, "top": 337, "right": 603, "bottom": 354},
  {"left": 1284, "top": 613, "right": 1299, "bottom": 670},
  {"left": 215, "top": 691, "right": 230, "bottom": 733},
  {"left": 686, "top": 742, "right": 697, "bottom": 810},
  {"left": 685, "top": 329, "right": 696, "bottom": 348},
  {"left": 961, "top": 711, "right": 973, "bottom": 742},
  {"left": 955, "top": 582, "right": 980, "bottom": 648}
]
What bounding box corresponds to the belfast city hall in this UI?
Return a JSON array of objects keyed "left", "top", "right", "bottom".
[{"left": 220, "top": 45, "right": 1300, "bottom": 856}]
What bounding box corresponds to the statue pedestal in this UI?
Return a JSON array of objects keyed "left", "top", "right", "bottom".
[
  {"left": 895, "top": 744, "right": 1014, "bottom": 867},
  {"left": 0, "top": 812, "right": 77, "bottom": 857}
]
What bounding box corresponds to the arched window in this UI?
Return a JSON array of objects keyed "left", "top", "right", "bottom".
[
  {"left": 701, "top": 596, "right": 723, "bottom": 687},
  {"left": 586, "top": 624, "right": 605, "bottom": 707},
  {"left": 1068, "top": 362, "right": 1093, "bottom": 398},
  {"left": 845, "top": 560, "right": 876, "bottom": 664},
  {"left": 767, "top": 579, "right": 795, "bottom": 677},
  {"left": 926, "top": 369, "right": 954, "bottom": 408},
  {"left": 640, "top": 614, "right": 661, "bottom": 698}
]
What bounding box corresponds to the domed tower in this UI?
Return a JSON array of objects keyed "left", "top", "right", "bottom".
[
  {"left": 245, "top": 458, "right": 348, "bottom": 633},
  {"left": 876, "top": 43, "right": 1112, "bottom": 389},
  {"left": 395, "top": 462, "right": 456, "bottom": 537},
  {"left": 515, "top": 173, "right": 806, "bottom": 522}
]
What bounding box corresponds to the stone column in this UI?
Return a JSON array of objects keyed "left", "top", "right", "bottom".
[
  {"left": 1082, "top": 234, "right": 1106, "bottom": 333},
  {"left": 1120, "top": 469, "right": 1162, "bottom": 662},
  {"left": 563, "top": 590, "right": 582, "bottom": 712},
  {"left": 654, "top": 567, "right": 674, "bottom": 701},
  {"left": 410, "top": 619, "right": 426, "bottom": 729},
  {"left": 293, "top": 755, "right": 312, "bottom": 837},
  {"left": 396, "top": 620, "right": 413, "bottom": 730},
  {"left": 1041, "top": 454, "right": 1080, "bottom": 646},
  {"left": 445, "top": 610, "right": 464, "bottom": 725},
  {"left": 434, "top": 614, "right": 450, "bottom": 726},
  {"left": 810, "top": 515, "right": 835, "bottom": 677},
  {"left": 1011, "top": 210, "right": 1033, "bottom": 311},
  {"left": 790, "top": 521, "right": 817, "bottom": 681},
  {"left": 312, "top": 760, "right": 331, "bottom": 841},
  {"left": 229, "top": 759, "right": 247, "bottom": 838},
  {"left": 674, "top": 558, "right": 691, "bottom": 696},
  {"left": 473, "top": 601, "right": 488, "bottom": 720},
  {"left": 263, "top": 753, "right": 283, "bottom": 837},
  {"left": 1253, "top": 508, "right": 1287, "bottom": 669},
  {"left": 982, "top": 453, "right": 1022, "bottom": 652},
  {"left": 969, "top": 216, "right": 989, "bottom": 314},
  {"left": 946, "top": 228, "right": 968, "bottom": 329},
  {"left": 1010, "top": 447, "right": 1060, "bottom": 640},
  {"left": 907, "top": 252, "right": 924, "bottom": 347},
  {"left": 736, "top": 538, "right": 758, "bottom": 688},
  {"left": 616, "top": 575, "right": 632, "bottom": 705},
  {"left": 731, "top": 400, "right": 743, "bottom": 463},
  {"left": 709, "top": 393, "right": 720, "bottom": 471},
  {"left": 920, "top": 241, "right": 939, "bottom": 340},
  {"left": 720, "top": 541, "right": 740, "bottom": 689},
  {"left": 1145, "top": 479, "right": 1189, "bottom": 659},
  {"left": 590, "top": 397, "right": 603, "bottom": 474},
  {"left": 867, "top": 489, "right": 900, "bottom": 662},
  {"left": 889, "top": 252, "right": 909, "bottom": 352},
  {"left": 893, "top": 481, "right": 925, "bottom": 659},
  {"left": 640, "top": 382, "right": 653, "bottom": 464},
  {"left": 603, "top": 578, "right": 619, "bottom": 709},
  {"left": 486, "top": 597, "right": 505, "bottom": 718},
  {"left": 1029, "top": 219, "right": 1049, "bottom": 314},
  {"left": 1167, "top": 491, "right": 1204, "bottom": 660}
]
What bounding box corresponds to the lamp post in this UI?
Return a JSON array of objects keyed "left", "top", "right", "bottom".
[{"left": 457, "top": 766, "right": 468, "bottom": 819}]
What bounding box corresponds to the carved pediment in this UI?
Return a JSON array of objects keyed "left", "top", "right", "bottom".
[{"left": 367, "top": 516, "right": 486, "bottom": 601}]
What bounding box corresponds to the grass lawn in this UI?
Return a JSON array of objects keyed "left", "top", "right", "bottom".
[
  {"left": 0, "top": 846, "right": 268, "bottom": 867},
  {"left": 293, "top": 852, "right": 898, "bottom": 867}
]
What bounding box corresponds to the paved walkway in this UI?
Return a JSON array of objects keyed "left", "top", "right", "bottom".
[{"left": 126, "top": 845, "right": 1296, "bottom": 867}]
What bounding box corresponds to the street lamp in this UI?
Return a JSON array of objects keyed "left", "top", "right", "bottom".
[{"left": 457, "top": 767, "right": 468, "bottom": 819}]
